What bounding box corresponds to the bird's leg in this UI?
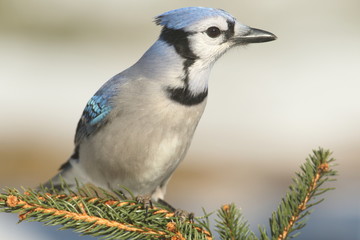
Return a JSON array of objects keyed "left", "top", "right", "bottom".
[
  {"left": 135, "top": 195, "right": 153, "bottom": 213},
  {"left": 157, "top": 198, "right": 176, "bottom": 212}
]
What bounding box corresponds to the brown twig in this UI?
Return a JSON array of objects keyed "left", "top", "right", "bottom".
[
  {"left": 6, "top": 195, "right": 164, "bottom": 235},
  {"left": 3, "top": 193, "right": 212, "bottom": 239}
]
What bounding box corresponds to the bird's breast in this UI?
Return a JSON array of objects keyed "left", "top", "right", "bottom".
[{"left": 79, "top": 90, "right": 207, "bottom": 194}]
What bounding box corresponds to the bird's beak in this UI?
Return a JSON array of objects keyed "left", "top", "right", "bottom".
[{"left": 233, "top": 27, "right": 277, "bottom": 44}]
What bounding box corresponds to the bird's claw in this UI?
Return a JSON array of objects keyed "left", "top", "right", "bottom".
[
  {"left": 174, "top": 209, "right": 195, "bottom": 223},
  {"left": 135, "top": 195, "right": 153, "bottom": 212}
]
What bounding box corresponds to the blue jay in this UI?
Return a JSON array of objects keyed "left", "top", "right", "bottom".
[{"left": 43, "top": 7, "right": 276, "bottom": 201}]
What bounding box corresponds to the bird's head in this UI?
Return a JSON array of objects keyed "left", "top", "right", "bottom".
[
  {"left": 155, "top": 7, "right": 277, "bottom": 64},
  {"left": 133, "top": 7, "right": 276, "bottom": 105}
]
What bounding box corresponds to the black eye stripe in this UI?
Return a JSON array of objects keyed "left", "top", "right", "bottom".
[
  {"left": 225, "top": 20, "right": 235, "bottom": 40},
  {"left": 160, "top": 27, "right": 199, "bottom": 60}
]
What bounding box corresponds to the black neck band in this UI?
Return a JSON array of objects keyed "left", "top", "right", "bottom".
[
  {"left": 166, "top": 87, "right": 208, "bottom": 106},
  {"left": 160, "top": 27, "right": 207, "bottom": 106}
]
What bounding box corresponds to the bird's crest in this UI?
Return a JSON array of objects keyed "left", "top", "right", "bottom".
[{"left": 155, "top": 7, "right": 235, "bottom": 30}]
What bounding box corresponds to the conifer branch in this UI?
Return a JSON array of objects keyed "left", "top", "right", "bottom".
[
  {"left": 0, "top": 148, "right": 337, "bottom": 239},
  {"left": 216, "top": 203, "right": 257, "bottom": 240},
  {"left": 270, "top": 148, "right": 337, "bottom": 239},
  {"left": 0, "top": 189, "right": 212, "bottom": 239}
]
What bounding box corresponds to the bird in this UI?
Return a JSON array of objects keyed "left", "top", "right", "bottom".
[{"left": 42, "top": 7, "right": 276, "bottom": 202}]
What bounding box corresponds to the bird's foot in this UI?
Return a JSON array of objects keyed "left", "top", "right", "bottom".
[
  {"left": 156, "top": 199, "right": 194, "bottom": 222},
  {"left": 135, "top": 195, "right": 153, "bottom": 212},
  {"left": 136, "top": 196, "right": 194, "bottom": 222},
  {"left": 174, "top": 209, "right": 195, "bottom": 223}
]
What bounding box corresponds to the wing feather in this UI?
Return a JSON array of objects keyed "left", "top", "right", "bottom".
[
  {"left": 74, "top": 95, "right": 113, "bottom": 145},
  {"left": 73, "top": 73, "right": 126, "bottom": 146}
]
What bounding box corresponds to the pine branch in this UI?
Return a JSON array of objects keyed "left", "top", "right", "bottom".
[
  {"left": 0, "top": 189, "right": 212, "bottom": 240},
  {"left": 216, "top": 203, "right": 257, "bottom": 240},
  {"left": 269, "top": 148, "right": 337, "bottom": 240},
  {"left": 0, "top": 148, "right": 337, "bottom": 239}
]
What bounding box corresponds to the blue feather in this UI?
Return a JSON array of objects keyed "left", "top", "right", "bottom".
[
  {"left": 74, "top": 93, "right": 114, "bottom": 145},
  {"left": 73, "top": 73, "right": 123, "bottom": 145},
  {"left": 155, "top": 7, "right": 235, "bottom": 30},
  {"left": 75, "top": 95, "right": 112, "bottom": 143},
  {"left": 84, "top": 96, "right": 112, "bottom": 126}
]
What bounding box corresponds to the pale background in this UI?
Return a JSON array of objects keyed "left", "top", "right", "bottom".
[{"left": 0, "top": 0, "right": 359, "bottom": 239}]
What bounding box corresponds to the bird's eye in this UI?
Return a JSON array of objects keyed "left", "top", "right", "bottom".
[{"left": 206, "top": 27, "right": 221, "bottom": 38}]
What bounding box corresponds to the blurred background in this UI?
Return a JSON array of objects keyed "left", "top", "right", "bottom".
[{"left": 0, "top": 0, "right": 359, "bottom": 239}]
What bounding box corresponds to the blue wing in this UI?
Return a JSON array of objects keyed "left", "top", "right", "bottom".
[
  {"left": 84, "top": 96, "right": 112, "bottom": 126},
  {"left": 73, "top": 73, "right": 126, "bottom": 146},
  {"left": 63, "top": 73, "right": 126, "bottom": 163},
  {"left": 74, "top": 94, "right": 113, "bottom": 145}
]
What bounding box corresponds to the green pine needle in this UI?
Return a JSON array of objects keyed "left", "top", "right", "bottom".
[
  {"left": 269, "top": 148, "right": 337, "bottom": 240},
  {"left": 0, "top": 188, "right": 211, "bottom": 239},
  {"left": 0, "top": 148, "right": 337, "bottom": 239},
  {"left": 215, "top": 203, "right": 257, "bottom": 240}
]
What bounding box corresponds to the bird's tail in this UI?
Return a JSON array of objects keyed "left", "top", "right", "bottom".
[{"left": 39, "top": 159, "right": 87, "bottom": 192}]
